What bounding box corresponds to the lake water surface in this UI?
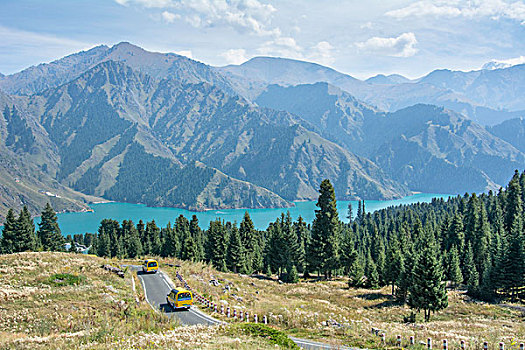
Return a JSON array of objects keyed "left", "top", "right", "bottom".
[{"left": 48, "top": 193, "right": 451, "bottom": 235}]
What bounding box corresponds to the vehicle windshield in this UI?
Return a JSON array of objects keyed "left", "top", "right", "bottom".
[
  {"left": 177, "top": 292, "right": 192, "bottom": 301},
  {"left": 148, "top": 262, "right": 157, "bottom": 267}
]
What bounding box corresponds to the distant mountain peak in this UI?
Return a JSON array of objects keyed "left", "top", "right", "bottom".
[
  {"left": 483, "top": 56, "right": 525, "bottom": 70},
  {"left": 366, "top": 73, "right": 411, "bottom": 85}
]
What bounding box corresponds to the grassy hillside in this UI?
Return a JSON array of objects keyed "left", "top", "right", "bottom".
[
  {"left": 0, "top": 252, "right": 290, "bottom": 349},
  {"left": 165, "top": 259, "right": 524, "bottom": 349}
]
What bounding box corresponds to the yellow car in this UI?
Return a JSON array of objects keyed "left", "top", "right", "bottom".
[
  {"left": 166, "top": 288, "right": 193, "bottom": 310},
  {"left": 142, "top": 259, "right": 158, "bottom": 273}
]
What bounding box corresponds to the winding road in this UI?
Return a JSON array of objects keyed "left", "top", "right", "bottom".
[{"left": 133, "top": 266, "right": 354, "bottom": 350}]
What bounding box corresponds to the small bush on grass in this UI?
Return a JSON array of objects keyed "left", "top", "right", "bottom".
[
  {"left": 231, "top": 323, "right": 300, "bottom": 349},
  {"left": 46, "top": 273, "right": 86, "bottom": 287}
]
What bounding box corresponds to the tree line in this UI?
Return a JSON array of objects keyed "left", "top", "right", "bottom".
[{"left": 2, "top": 172, "right": 524, "bottom": 321}]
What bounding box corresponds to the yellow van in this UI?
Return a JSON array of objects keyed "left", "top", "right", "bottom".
[
  {"left": 142, "top": 259, "right": 158, "bottom": 273},
  {"left": 166, "top": 288, "right": 193, "bottom": 310}
]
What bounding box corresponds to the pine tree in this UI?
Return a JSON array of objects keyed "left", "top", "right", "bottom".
[
  {"left": 408, "top": 231, "right": 448, "bottom": 322},
  {"left": 227, "top": 225, "right": 245, "bottom": 273},
  {"left": 447, "top": 245, "right": 463, "bottom": 288},
  {"left": 267, "top": 220, "right": 286, "bottom": 275},
  {"left": 174, "top": 215, "right": 190, "bottom": 259},
  {"left": 463, "top": 242, "right": 479, "bottom": 292},
  {"left": 365, "top": 252, "right": 379, "bottom": 289},
  {"left": 287, "top": 264, "right": 299, "bottom": 283},
  {"left": 181, "top": 231, "right": 199, "bottom": 262},
  {"left": 189, "top": 215, "right": 205, "bottom": 261},
  {"left": 122, "top": 220, "right": 142, "bottom": 258},
  {"left": 240, "top": 212, "right": 257, "bottom": 273},
  {"left": 206, "top": 220, "right": 229, "bottom": 271},
  {"left": 346, "top": 202, "right": 353, "bottom": 222},
  {"left": 348, "top": 256, "right": 365, "bottom": 287},
  {"left": 161, "top": 222, "right": 177, "bottom": 257},
  {"left": 146, "top": 220, "right": 161, "bottom": 256},
  {"left": 309, "top": 179, "right": 341, "bottom": 278},
  {"left": 0, "top": 209, "right": 18, "bottom": 253},
  {"left": 294, "top": 216, "right": 309, "bottom": 274},
  {"left": 37, "top": 203, "right": 64, "bottom": 251},
  {"left": 15, "top": 206, "right": 37, "bottom": 252}
]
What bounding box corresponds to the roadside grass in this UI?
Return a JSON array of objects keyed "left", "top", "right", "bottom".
[
  {"left": 0, "top": 252, "right": 307, "bottom": 349},
  {"left": 160, "top": 258, "right": 525, "bottom": 349}
]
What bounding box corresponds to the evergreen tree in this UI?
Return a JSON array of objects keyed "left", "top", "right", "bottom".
[
  {"left": 181, "top": 231, "right": 199, "bottom": 262},
  {"left": 447, "top": 245, "right": 463, "bottom": 288},
  {"left": 122, "top": 220, "right": 142, "bottom": 258},
  {"left": 189, "top": 215, "right": 205, "bottom": 261},
  {"left": 287, "top": 264, "right": 299, "bottom": 283},
  {"left": 0, "top": 209, "right": 18, "bottom": 253},
  {"left": 37, "top": 203, "right": 64, "bottom": 251},
  {"left": 161, "top": 222, "right": 177, "bottom": 257},
  {"left": 463, "top": 242, "right": 479, "bottom": 292},
  {"left": 15, "top": 206, "right": 37, "bottom": 252},
  {"left": 346, "top": 202, "right": 353, "bottom": 222},
  {"left": 227, "top": 225, "right": 245, "bottom": 273},
  {"left": 239, "top": 212, "right": 257, "bottom": 273},
  {"left": 206, "top": 220, "right": 228, "bottom": 271},
  {"left": 146, "top": 220, "right": 161, "bottom": 256},
  {"left": 347, "top": 256, "right": 365, "bottom": 287},
  {"left": 408, "top": 231, "right": 448, "bottom": 321},
  {"left": 365, "top": 252, "right": 380, "bottom": 289},
  {"left": 309, "top": 179, "right": 341, "bottom": 278},
  {"left": 174, "top": 215, "right": 190, "bottom": 258},
  {"left": 294, "top": 216, "right": 309, "bottom": 274}
]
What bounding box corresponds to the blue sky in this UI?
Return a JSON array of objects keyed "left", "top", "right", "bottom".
[{"left": 0, "top": 0, "right": 524, "bottom": 79}]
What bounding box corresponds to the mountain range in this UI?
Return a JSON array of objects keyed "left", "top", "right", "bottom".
[{"left": 0, "top": 42, "right": 523, "bottom": 220}]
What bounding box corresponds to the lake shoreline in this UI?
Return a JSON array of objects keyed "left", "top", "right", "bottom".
[{"left": 42, "top": 193, "right": 452, "bottom": 236}]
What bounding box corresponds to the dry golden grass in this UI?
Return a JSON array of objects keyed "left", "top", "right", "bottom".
[
  {"left": 161, "top": 259, "right": 525, "bottom": 350},
  {"left": 0, "top": 252, "right": 283, "bottom": 350}
]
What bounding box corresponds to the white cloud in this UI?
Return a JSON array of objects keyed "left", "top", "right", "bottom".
[
  {"left": 483, "top": 55, "right": 525, "bottom": 69},
  {"left": 221, "top": 48, "right": 249, "bottom": 64},
  {"left": 310, "top": 41, "right": 335, "bottom": 65},
  {"left": 174, "top": 49, "right": 193, "bottom": 58},
  {"left": 257, "top": 36, "right": 303, "bottom": 57},
  {"left": 356, "top": 32, "right": 418, "bottom": 57},
  {"left": 386, "top": 0, "right": 525, "bottom": 25},
  {"left": 115, "top": 0, "right": 280, "bottom": 36},
  {"left": 161, "top": 10, "right": 178, "bottom": 23}
]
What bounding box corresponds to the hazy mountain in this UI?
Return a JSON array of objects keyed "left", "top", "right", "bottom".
[
  {"left": 418, "top": 65, "right": 525, "bottom": 111},
  {"left": 219, "top": 57, "right": 524, "bottom": 125},
  {"left": 0, "top": 42, "right": 236, "bottom": 96},
  {"left": 255, "top": 82, "right": 383, "bottom": 153},
  {"left": 255, "top": 83, "right": 525, "bottom": 193},
  {"left": 488, "top": 118, "right": 525, "bottom": 153},
  {"left": 373, "top": 105, "right": 524, "bottom": 193},
  {"left": 365, "top": 74, "right": 411, "bottom": 85}
]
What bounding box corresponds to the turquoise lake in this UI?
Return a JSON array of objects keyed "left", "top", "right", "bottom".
[{"left": 43, "top": 193, "right": 452, "bottom": 235}]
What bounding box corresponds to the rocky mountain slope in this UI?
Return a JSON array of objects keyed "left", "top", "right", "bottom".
[{"left": 256, "top": 83, "right": 525, "bottom": 193}]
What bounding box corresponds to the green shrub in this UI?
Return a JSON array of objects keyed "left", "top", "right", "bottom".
[
  {"left": 231, "top": 323, "right": 299, "bottom": 349},
  {"left": 46, "top": 273, "right": 86, "bottom": 287}
]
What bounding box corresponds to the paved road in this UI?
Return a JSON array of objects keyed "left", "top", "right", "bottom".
[
  {"left": 134, "top": 267, "right": 219, "bottom": 326},
  {"left": 133, "top": 266, "right": 355, "bottom": 350}
]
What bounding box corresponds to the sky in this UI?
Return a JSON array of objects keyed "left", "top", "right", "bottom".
[{"left": 0, "top": 0, "right": 524, "bottom": 79}]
